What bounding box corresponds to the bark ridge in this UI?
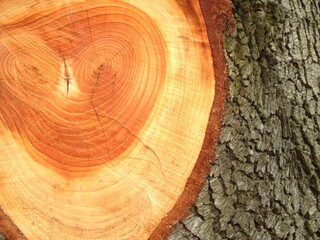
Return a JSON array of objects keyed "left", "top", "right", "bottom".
[{"left": 170, "top": 0, "right": 320, "bottom": 239}]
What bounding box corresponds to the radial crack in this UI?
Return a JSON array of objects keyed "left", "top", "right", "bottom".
[
  {"left": 57, "top": 43, "right": 72, "bottom": 99},
  {"left": 86, "top": 9, "right": 102, "bottom": 63},
  {"left": 63, "top": 58, "right": 70, "bottom": 99},
  {"left": 88, "top": 58, "right": 164, "bottom": 178},
  {"left": 98, "top": 114, "right": 166, "bottom": 180},
  {"left": 90, "top": 67, "right": 111, "bottom": 159}
]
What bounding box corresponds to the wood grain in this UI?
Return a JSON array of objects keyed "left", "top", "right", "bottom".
[{"left": 0, "top": 0, "right": 228, "bottom": 239}]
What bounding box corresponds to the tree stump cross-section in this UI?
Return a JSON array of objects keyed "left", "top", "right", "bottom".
[{"left": 0, "top": 0, "right": 232, "bottom": 239}]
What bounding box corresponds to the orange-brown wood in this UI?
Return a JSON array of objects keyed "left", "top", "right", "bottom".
[{"left": 0, "top": 0, "right": 232, "bottom": 239}]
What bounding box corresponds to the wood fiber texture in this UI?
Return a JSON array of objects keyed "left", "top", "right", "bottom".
[
  {"left": 169, "top": 0, "right": 320, "bottom": 239},
  {"left": 0, "top": 0, "right": 227, "bottom": 239}
]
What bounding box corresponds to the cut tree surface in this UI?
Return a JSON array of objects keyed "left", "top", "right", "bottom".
[{"left": 0, "top": 0, "right": 229, "bottom": 239}]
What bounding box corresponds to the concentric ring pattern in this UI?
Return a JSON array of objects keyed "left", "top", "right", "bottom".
[
  {"left": 0, "top": 2, "right": 166, "bottom": 174},
  {"left": 0, "top": 0, "right": 216, "bottom": 239}
]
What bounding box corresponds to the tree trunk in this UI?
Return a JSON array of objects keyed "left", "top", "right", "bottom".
[
  {"left": 169, "top": 0, "right": 320, "bottom": 239},
  {"left": 0, "top": 0, "right": 229, "bottom": 239},
  {"left": 0, "top": 0, "right": 319, "bottom": 239}
]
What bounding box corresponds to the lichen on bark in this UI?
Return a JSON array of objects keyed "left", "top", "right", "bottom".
[{"left": 169, "top": 0, "right": 320, "bottom": 239}]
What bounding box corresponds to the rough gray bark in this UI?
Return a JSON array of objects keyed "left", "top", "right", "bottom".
[
  {"left": 169, "top": 0, "right": 320, "bottom": 239},
  {"left": 0, "top": 0, "right": 318, "bottom": 239}
]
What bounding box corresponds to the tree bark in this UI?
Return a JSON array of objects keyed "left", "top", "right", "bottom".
[
  {"left": 0, "top": 0, "right": 319, "bottom": 239},
  {"left": 169, "top": 0, "right": 320, "bottom": 239}
]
